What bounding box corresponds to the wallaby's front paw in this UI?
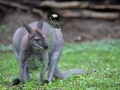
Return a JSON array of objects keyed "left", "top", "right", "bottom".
[
  {"left": 12, "top": 78, "right": 21, "bottom": 86},
  {"left": 43, "top": 80, "right": 49, "bottom": 85}
]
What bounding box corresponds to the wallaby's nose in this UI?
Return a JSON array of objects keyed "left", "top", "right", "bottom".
[{"left": 44, "top": 45, "right": 48, "bottom": 50}]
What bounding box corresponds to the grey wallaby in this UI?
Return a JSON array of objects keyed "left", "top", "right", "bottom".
[{"left": 13, "top": 20, "right": 86, "bottom": 85}]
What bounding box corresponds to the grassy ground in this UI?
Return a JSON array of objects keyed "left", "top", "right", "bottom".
[{"left": 0, "top": 39, "right": 120, "bottom": 90}]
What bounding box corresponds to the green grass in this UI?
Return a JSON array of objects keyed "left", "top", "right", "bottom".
[{"left": 0, "top": 39, "right": 120, "bottom": 90}]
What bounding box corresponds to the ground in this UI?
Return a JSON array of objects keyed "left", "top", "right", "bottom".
[
  {"left": 0, "top": 39, "right": 120, "bottom": 89},
  {"left": 0, "top": 11, "right": 120, "bottom": 89},
  {"left": 0, "top": 11, "right": 120, "bottom": 45}
]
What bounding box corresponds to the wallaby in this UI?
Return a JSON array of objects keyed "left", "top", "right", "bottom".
[{"left": 12, "top": 20, "right": 86, "bottom": 85}]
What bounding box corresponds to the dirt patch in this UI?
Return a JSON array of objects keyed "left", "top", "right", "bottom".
[
  {"left": 0, "top": 11, "right": 39, "bottom": 45},
  {"left": 61, "top": 19, "right": 120, "bottom": 43},
  {"left": 0, "top": 11, "right": 120, "bottom": 45}
]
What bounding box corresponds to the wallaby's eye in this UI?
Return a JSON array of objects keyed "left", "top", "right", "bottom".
[
  {"left": 35, "top": 39, "right": 40, "bottom": 41},
  {"left": 35, "top": 37, "right": 40, "bottom": 41}
]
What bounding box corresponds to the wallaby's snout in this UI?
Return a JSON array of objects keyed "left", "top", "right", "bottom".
[{"left": 44, "top": 45, "right": 48, "bottom": 50}]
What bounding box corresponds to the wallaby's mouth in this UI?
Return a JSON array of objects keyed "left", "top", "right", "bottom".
[
  {"left": 33, "top": 45, "right": 48, "bottom": 51},
  {"left": 33, "top": 46, "right": 44, "bottom": 51}
]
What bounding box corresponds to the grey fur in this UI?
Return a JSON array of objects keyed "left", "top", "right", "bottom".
[{"left": 13, "top": 20, "right": 86, "bottom": 83}]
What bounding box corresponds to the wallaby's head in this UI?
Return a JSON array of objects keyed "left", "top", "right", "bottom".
[{"left": 23, "top": 20, "right": 48, "bottom": 50}]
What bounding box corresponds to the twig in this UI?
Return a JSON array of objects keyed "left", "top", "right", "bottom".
[
  {"left": 39, "top": 1, "right": 89, "bottom": 9},
  {"left": 55, "top": 9, "right": 120, "bottom": 19},
  {"left": 0, "top": 0, "right": 46, "bottom": 20},
  {"left": 90, "top": 5, "right": 120, "bottom": 10}
]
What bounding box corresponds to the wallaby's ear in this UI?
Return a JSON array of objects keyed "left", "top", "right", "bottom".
[
  {"left": 23, "top": 23, "right": 33, "bottom": 34},
  {"left": 37, "top": 20, "right": 43, "bottom": 29}
]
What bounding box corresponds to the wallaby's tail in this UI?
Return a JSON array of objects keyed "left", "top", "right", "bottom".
[{"left": 53, "top": 65, "right": 87, "bottom": 79}]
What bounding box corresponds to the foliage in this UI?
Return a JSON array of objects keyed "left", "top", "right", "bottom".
[
  {"left": 0, "top": 25, "right": 9, "bottom": 33},
  {"left": 0, "top": 39, "right": 120, "bottom": 89},
  {"left": 0, "top": 44, "right": 13, "bottom": 52}
]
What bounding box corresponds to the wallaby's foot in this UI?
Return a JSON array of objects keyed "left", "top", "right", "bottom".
[
  {"left": 12, "top": 78, "right": 21, "bottom": 86},
  {"left": 43, "top": 80, "right": 49, "bottom": 85}
]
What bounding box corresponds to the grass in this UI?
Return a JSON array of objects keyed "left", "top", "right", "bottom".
[{"left": 0, "top": 39, "right": 120, "bottom": 90}]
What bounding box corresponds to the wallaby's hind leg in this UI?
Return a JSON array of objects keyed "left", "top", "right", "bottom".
[
  {"left": 46, "top": 50, "right": 61, "bottom": 83},
  {"left": 18, "top": 52, "right": 30, "bottom": 82},
  {"left": 12, "top": 55, "right": 30, "bottom": 85}
]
